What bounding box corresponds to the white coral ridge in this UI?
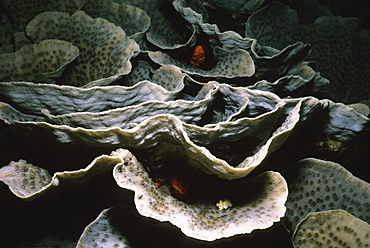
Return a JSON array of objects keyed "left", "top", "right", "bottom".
[
  {"left": 216, "top": 199, "right": 233, "bottom": 210},
  {"left": 112, "top": 148, "right": 288, "bottom": 241}
]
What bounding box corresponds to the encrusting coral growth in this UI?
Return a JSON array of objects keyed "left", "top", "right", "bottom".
[{"left": 0, "top": 0, "right": 369, "bottom": 247}]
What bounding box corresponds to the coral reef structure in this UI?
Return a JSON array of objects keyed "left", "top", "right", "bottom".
[{"left": 0, "top": 0, "right": 369, "bottom": 247}]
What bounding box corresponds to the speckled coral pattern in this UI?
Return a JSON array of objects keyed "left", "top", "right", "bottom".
[
  {"left": 0, "top": 159, "right": 52, "bottom": 198},
  {"left": 119, "top": 60, "right": 153, "bottom": 86},
  {"left": 76, "top": 206, "right": 130, "bottom": 248},
  {"left": 113, "top": 148, "right": 288, "bottom": 241},
  {"left": 0, "top": 0, "right": 369, "bottom": 246},
  {"left": 0, "top": 153, "right": 124, "bottom": 200},
  {"left": 120, "top": 0, "right": 196, "bottom": 49},
  {"left": 246, "top": 1, "right": 370, "bottom": 103},
  {"left": 0, "top": 39, "right": 79, "bottom": 83},
  {"left": 26, "top": 11, "right": 139, "bottom": 86},
  {"left": 0, "top": 23, "right": 16, "bottom": 47},
  {"left": 151, "top": 65, "right": 185, "bottom": 92},
  {"left": 282, "top": 158, "right": 370, "bottom": 232},
  {"left": 293, "top": 210, "right": 370, "bottom": 248},
  {"left": 81, "top": 0, "right": 150, "bottom": 41},
  {"left": 1, "top": 0, "right": 83, "bottom": 30}
]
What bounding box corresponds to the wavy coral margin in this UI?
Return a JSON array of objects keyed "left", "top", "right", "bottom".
[{"left": 112, "top": 148, "right": 288, "bottom": 241}]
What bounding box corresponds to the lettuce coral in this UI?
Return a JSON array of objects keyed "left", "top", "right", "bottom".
[
  {"left": 1, "top": 0, "right": 83, "bottom": 30},
  {"left": 81, "top": 0, "right": 150, "bottom": 43},
  {"left": 246, "top": 1, "right": 370, "bottom": 103},
  {"left": 282, "top": 157, "right": 370, "bottom": 232},
  {"left": 293, "top": 210, "right": 370, "bottom": 248},
  {"left": 0, "top": 0, "right": 369, "bottom": 247},
  {"left": 112, "top": 148, "right": 288, "bottom": 241},
  {"left": 0, "top": 39, "right": 79, "bottom": 83},
  {"left": 26, "top": 10, "right": 140, "bottom": 87}
]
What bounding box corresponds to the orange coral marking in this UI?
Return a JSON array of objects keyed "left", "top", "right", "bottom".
[
  {"left": 190, "top": 45, "right": 206, "bottom": 67},
  {"left": 168, "top": 175, "right": 189, "bottom": 196}
]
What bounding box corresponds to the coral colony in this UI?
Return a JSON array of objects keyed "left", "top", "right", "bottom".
[{"left": 0, "top": 0, "right": 369, "bottom": 247}]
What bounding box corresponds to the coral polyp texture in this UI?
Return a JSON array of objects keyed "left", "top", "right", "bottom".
[
  {"left": 81, "top": 0, "right": 150, "bottom": 43},
  {"left": 0, "top": 0, "right": 369, "bottom": 247},
  {"left": 112, "top": 148, "right": 288, "bottom": 241},
  {"left": 0, "top": 39, "right": 79, "bottom": 83},
  {"left": 0, "top": 159, "right": 52, "bottom": 199},
  {"left": 0, "top": 154, "right": 123, "bottom": 200},
  {"left": 1, "top": 0, "right": 84, "bottom": 30},
  {"left": 245, "top": 1, "right": 370, "bottom": 103},
  {"left": 293, "top": 210, "right": 370, "bottom": 248},
  {"left": 26, "top": 10, "right": 140, "bottom": 86},
  {"left": 282, "top": 158, "right": 370, "bottom": 232},
  {"left": 76, "top": 205, "right": 132, "bottom": 248}
]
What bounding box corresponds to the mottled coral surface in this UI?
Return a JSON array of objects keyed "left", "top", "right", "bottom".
[{"left": 0, "top": 0, "right": 369, "bottom": 247}]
